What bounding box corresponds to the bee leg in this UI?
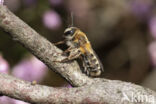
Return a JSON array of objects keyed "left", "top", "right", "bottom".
[
  {"left": 53, "top": 40, "right": 65, "bottom": 45},
  {"left": 53, "top": 47, "right": 74, "bottom": 62},
  {"left": 64, "top": 47, "right": 72, "bottom": 53},
  {"left": 60, "top": 47, "right": 79, "bottom": 57},
  {"left": 80, "top": 56, "right": 87, "bottom": 72},
  {"left": 53, "top": 58, "right": 69, "bottom": 63},
  {"left": 82, "top": 62, "right": 87, "bottom": 72},
  {"left": 82, "top": 61, "right": 90, "bottom": 75},
  {"left": 62, "top": 51, "right": 81, "bottom": 62},
  {"left": 55, "top": 47, "right": 72, "bottom": 56},
  {"left": 54, "top": 48, "right": 81, "bottom": 63},
  {"left": 53, "top": 54, "right": 79, "bottom": 63},
  {"left": 67, "top": 51, "right": 81, "bottom": 60}
]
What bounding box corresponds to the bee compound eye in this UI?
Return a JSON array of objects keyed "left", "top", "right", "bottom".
[
  {"left": 64, "top": 28, "right": 76, "bottom": 36},
  {"left": 64, "top": 30, "right": 72, "bottom": 36}
]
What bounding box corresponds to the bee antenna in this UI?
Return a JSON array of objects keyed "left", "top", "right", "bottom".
[
  {"left": 67, "top": 12, "right": 74, "bottom": 28},
  {"left": 71, "top": 12, "right": 74, "bottom": 27}
]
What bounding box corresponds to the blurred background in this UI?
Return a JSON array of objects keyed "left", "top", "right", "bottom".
[{"left": 0, "top": 0, "right": 156, "bottom": 103}]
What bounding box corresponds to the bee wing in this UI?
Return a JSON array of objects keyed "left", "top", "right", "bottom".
[{"left": 92, "top": 49, "right": 104, "bottom": 72}]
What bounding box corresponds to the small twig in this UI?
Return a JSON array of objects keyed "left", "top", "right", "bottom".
[{"left": 53, "top": 40, "right": 65, "bottom": 45}]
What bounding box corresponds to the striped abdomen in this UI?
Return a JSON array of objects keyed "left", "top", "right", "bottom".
[{"left": 82, "top": 51, "right": 104, "bottom": 77}]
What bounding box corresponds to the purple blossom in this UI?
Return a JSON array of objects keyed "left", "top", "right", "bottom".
[
  {"left": 49, "top": 0, "right": 62, "bottom": 6},
  {"left": 0, "top": 0, "right": 4, "bottom": 5},
  {"left": 149, "top": 42, "right": 156, "bottom": 66},
  {"left": 12, "top": 99, "right": 29, "bottom": 104},
  {"left": 66, "top": 84, "right": 72, "bottom": 88},
  {"left": 149, "top": 17, "right": 156, "bottom": 39},
  {"left": 0, "top": 96, "right": 16, "bottom": 104},
  {"left": 0, "top": 55, "right": 9, "bottom": 74},
  {"left": 129, "top": 0, "right": 153, "bottom": 20},
  {"left": 22, "top": 0, "right": 37, "bottom": 6},
  {"left": 4, "top": 0, "right": 20, "bottom": 12},
  {"left": 43, "top": 10, "right": 62, "bottom": 30},
  {"left": 0, "top": 96, "right": 29, "bottom": 104},
  {"left": 63, "top": 84, "right": 72, "bottom": 88},
  {"left": 12, "top": 56, "right": 47, "bottom": 82}
]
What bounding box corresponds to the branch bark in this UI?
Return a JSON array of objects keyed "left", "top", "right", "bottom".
[{"left": 0, "top": 5, "right": 156, "bottom": 104}]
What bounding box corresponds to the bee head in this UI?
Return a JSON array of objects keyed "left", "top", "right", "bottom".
[{"left": 63, "top": 27, "right": 78, "bottom": 40}]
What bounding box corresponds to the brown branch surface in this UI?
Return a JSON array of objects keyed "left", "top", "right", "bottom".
[{"left": 0, "top": 5, "right": 156, "bottom": 104}]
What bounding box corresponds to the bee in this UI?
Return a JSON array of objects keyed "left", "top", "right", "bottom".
[{"left": 54, "top": 27, "right": 104, "bottom": 77}]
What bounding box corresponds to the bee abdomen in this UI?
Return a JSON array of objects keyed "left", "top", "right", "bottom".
[
  {"left": 82, "top": 53, "right": 102, "bottom": 77},
  {"left": 89, "top": 70, "right": 101, "bottom": 77}
]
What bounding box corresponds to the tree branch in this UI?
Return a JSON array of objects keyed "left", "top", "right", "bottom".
[
  {"left": 0, "top": 73, "right": 156, "bottom": 104},
  {"left": 0, "top": 5, "right": 92, "bottom": 87},
  {"left": 0, "top": 5, "right": 156, "bottom": 104}
]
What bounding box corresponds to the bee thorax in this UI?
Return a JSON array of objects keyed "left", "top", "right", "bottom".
[{"left": 66, "top": 41, "right": 75, "bottom": 47}]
